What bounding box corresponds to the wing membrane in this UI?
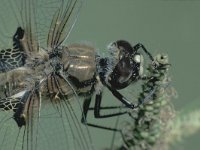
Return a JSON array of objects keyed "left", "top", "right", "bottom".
[
  {"left": 20, "top": 0, "right": 39, "bottom": 55},
  {"left": 39, "top": 73, "right": 94, "bottom": 150},
  {"left": 47, "top": 0, "right": 83, "bottom": 50},
  {"left": 0, "top": 0, "right": 83, "bottom": 71},
  {"left": 0, "top": 87, "right": 41, "bottom": 150},
  {"left": 0, "top": 0, "right": 39, "bottom": 55},
  {"left": 0, "top": 76, "right": 94, "bottom": 150},
  {"left": 0, "top": 0, "right": 93, "bottom": 149}
]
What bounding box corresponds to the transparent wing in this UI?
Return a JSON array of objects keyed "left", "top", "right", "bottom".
[
  {"left": 0, "top": 0, "right": 93, "bottom": 149},
  {"left": 0, "top": 0, "right": 39, "bottom": 55},
  {"left": 0, "top": 75, "right": 94, "bottom": 150},
  {"left": 45, "top": 0, "right": 83, "bottom": 50},
  {"left": 0, "top": 87, "right": 41, "bottom": 150},
  {"left": 0, "top": 0, "right": 21, "bottom": 49},
  {"left": 38, "top": 74, "right": 94, "bottom": 150},
  {"left": 0, "top": 0, "right": 39, "bottom": 73},
  {"left": 24, "top": 0, "right": 83, "bottom": 51},
  {"left": 20, "top": 0, "right": 39, "bottom": 55},
  {"left": 0, "top": 0, "right": 84, "bottom": 92},
  {"left": 0, "top": 0, "right": 83, "bottom": 66}
]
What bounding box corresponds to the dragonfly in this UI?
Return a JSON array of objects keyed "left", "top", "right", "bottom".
[
  {"left": 0, "top": 0, "right": 95, "bottom": 150},
  {"left": 0, "top": 0, "right": 159, "bottom": 150}
]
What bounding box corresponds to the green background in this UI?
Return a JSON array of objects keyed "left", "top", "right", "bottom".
[
  {"left": 68, "top": 0, "right": 200, "bottom": 149},
  {"left": 0, "top": 0, "right": 200, "bottom": 150}
]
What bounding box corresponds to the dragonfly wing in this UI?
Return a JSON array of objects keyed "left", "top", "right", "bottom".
[
  {"left": 38, "top": 73, "right": 94, "bottom": 150},
  {"left": 0, "top": 86, "right": 41, "bottom": 150},
  {"left": 19, "top": 0, "right": 39, "bottom": 56},
  {"left": 46, "top": 0, "right": 84, "bottom": 50},
  {"left": 0, "top": 0, "right": 84, "bottom": 76},
  {"left": 0, "top": 0, "right": 39, "bottom": 86},
  {"left": 0, "top": 75, "right": 94, "bottom": 150},
  {"left": 0, "top": 0, "right": 94, "bottom": 149}
]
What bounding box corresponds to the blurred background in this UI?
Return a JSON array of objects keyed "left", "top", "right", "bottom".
[
  {"left": 68, "top": 0, "right": 200, "bottom": 150},
  {"left": 0, "top": 0, "right": 200, "bottom": 150}
]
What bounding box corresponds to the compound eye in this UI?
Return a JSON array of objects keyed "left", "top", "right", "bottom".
[{"left": 134, "top": 54, "right": 141, "bottom": 63}]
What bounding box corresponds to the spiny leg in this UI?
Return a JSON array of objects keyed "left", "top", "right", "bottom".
[
  {"left": 107, "top": 86, "right": 137, "bottom": 109},
  {"left": 81, "top": 85, "right": 156, "bottom": 145},
  {"left": 88, "top": 105, "right": 126, "bottom": 110},
  {"left": 94, "top": 92, "right": 128, "bottom": 118},
  {"left": 107, "top": 85, "right": 156, "bottom": 109},
  {"left": 81, "top": 96, "right": 131, "bottom": 146},
  {"left": 81, "top": 97, "right": 123, "bottom": 132}
]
